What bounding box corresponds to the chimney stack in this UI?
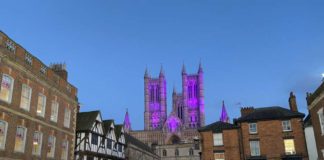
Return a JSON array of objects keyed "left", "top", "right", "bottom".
[
  {"left": 289, "top": 92, "right": 298, "bottom": 112},
  {"left": 240, "top": 107, "right": 255, "bottom": 117},
  {"left": 50, "top": 63, "right": 68, "bottom": 81}
]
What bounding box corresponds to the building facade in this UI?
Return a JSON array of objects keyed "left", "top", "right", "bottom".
[
  {"left": 199, "top": 93, "right": 309, "bottom": 160},
  {"left": 125, "top": 133, "right": 159, "bottom": 160},
  {"left": 129, "top": 65, "right": 204, "bottom": 160},
  {"left": 304, "top": 114, "right": 318, "bottom": 160},
  {"left": 0, "top": 31, "right": 78, "bottom": 159},
  {"left": 75, "top": 111, "right": 125, "bottom": 160},
  {"left": 306, "top": 81, "right": 324, "bottom": 160}
]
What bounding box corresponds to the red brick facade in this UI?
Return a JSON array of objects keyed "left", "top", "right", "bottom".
[
  {"left": 307, "top": 83, "right": 324, "bottom": 160},
  {"left": 0, "top": 31, "right": 78, "bottom": 159}
]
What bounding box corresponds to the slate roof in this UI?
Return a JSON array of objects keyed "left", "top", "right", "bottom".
[
  {"left": 235, "top": 106, "right": 305, "bottom": 123},
  {"left": 198, "top": 121, "right": 238, "bottom": 133},
  {"left": 103, "top": 119, "right": 114, "bottom": 134},
  {"left": 76, "top": 110, "right": 100, "bottom": 131},
  {"left": 124, "top": 133, "right": 156, "bottom": 155}
]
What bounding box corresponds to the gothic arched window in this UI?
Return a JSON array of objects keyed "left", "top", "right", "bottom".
[
  {"left": 163, "top": 149, "right": 167, "bottom": 156},
  {"left": 175, "top": 148, "right": 179, "bottom": 156},
  {"left": 189, "top": 148, "right": 194, "bottom": 155}
]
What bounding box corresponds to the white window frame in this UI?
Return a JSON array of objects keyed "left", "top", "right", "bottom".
[
  {"left": 25, "top": 53, "right": 33, "bottom": 65},
  {"left": 284, "top": 139, "right": 296, "bottom": 155},
  {"left": 32, "top": 131, "right": 43, "bottom": 156},
  {"left": 20, "top": 84, "right": 32, "bottom": 111},
  {"left": 63, "top": 107, "right": 71, "bottom": 128},
  {"left": 249, "top": 123, "right": 257, "bottom": 134},
  {"left": 214, "top": 152, "right": 225, "bottom": 160},
  {"left": 50, "top": 101, "right": 59, "bottom": 122},
  {"left": 213, "top": 133, "right": 223, "bottom": 146},
  {"left": 322, "top": 149, "right": 324, "bottom": 159},
  {"left": 0, "top": 120, "right": 8, "bottom": 150},
  {"left": 47, "top": 135, "right": 56, "bottom": 158},
  {"left": 0, "top": 74, "right": 14, "bottom": 103},
  {"left": 250, "top": 140, "right": 260, "bottom": 156},
  {"left": 61, "top": 140, "right": 69, "bottom": 160},
  {"left": 282, "top": 120, "right": 292, "bottom": 132},
  {"left": 318, "top": 108, "right": 324, "bottom": 135},
  {"left": 36, "top": 93, "right": 46, "bottom": 117},
  {"left": 14, "top": 126, "right": 27, "bottom": 153}
]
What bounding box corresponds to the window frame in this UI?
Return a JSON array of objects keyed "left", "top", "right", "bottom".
[
  {"left": 249, "top": 123, "right": 258, "bottom": 134},
  {"left": 0, "top": 74, "right": 14, "bottom": 103},
  {"left": 36, "top": 93, "right": 46, "bottom": 117},
  {"left": 14, "top": 126, "right": 27, "bottom": 153},
  {"left": 20, "top": 84, "right": 32, "bottom": 111},
  {"left": 50, "top": 101, "right": 59, "bottom": 122},
  {"left": 318, "top": 108, "right": 324, "bottom": 135},
  {"left": 213, "top": 133, "right": 223, "bottom": 146},
  {"left": 61, "top": 139, "right": 69, "bottom": 160},
  {"left": 63, "top": 107, "right": 71, "bottom": 128},
  {"left": 249, "top": 140, "right": 261, "bottom": 156},
  {"left": 175, "top": 148, "right": 179, "bottom": 156},
  {"left": 91, "top": 134, "right": 98, "bottom": 145},
  {"left": 284, "top": 139, "right": 296, "bottom": 155},
  {"left": 47, "top": 135, "right": 56, "bottom": 158},
  {"left": 0, "top": 120, "right": 8, "bottom": 150},
  {"left": 214, "top": 152, "right": 225, "bottom": 160},
  {"left": 32, "top": 131, "right": 43, "bottom": 156},
  {"left": 282, "top": 120, "right": 292, "bottom": 132},
  {"left": 163, "top": 149, "right": 167, "bottom": 156}
]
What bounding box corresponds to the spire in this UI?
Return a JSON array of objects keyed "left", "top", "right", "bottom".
[
  {"left": 173, "top": 85, "right": 177, "bottom": 95},
  {"left": 159, "top": 65, "right": 165, "bottom": 77},
  {"left": 220, "top": 101, "right": 230, "bottom": 123},
  {"left": 198, "top": 61, "right": 203, "bottom": 73},
  {"left": 182, "top": 63, "right": 187, "bottom": 75},
  {"left": 124, "top": 109, "right": 131, "bottom": 133},
  {"left": 144, "top": 67, "right": 149, "bottom": 78}
]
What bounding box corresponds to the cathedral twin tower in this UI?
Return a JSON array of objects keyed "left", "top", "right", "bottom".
[{"left": 144, "top": 64, "right": 205, "bottom": 132}]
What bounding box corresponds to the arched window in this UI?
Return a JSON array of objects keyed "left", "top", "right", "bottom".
[
  {"left": 150, "top": 87, "right": 154, "bottom": 102},
  {"left": 189, "top": 148, "right": 194, "bottom": 155},
  {"left": 175, "top": 148, "right": 179, "bottom": 156},
  {"left": 163, "top": 149, "right": 167, "bottom": 156}
]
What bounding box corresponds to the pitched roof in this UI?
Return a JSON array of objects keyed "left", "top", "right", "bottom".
[
  {"left": 125, "top": 133, "right": 156, "bottom": 155},
  {"left": 304, "top": 114, "right": 312, "bottom": 127},
  {"left": 115, "top": 125, "right": 124, "bottom": 139},
  {"left": 198, "top": 121, "right": 238, "bottom": 133},
  {"left": 102, "top": 119, "right": 115, "bottom": 134},
  {"left": 76, "top": 111, "right": 100, "bottom": 131},
  {"left": 235, "top": 106, "right": 305, "bottom": 122},
  {"left": 307, "top": 81, "right": 324, "bottom": 105}
]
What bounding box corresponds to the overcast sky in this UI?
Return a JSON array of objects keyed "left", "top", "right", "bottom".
[{"left": 1, "top": 0, "right": 324, "bottom": 129}]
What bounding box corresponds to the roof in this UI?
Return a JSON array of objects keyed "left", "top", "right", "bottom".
[
  {"left": 102, "top": 119, "right": 115, "bottom": 134},
  {"left": 115, "top": 125, "right": 124, "bottom": 139},
  {"left": 76, "top": 111, "right": 100, "bottom": 131},
  {"left": 304, "top": 114, "right": 312, "bottom": 127},
  {"left": 307, "top": 81, "right": 324, "bottom": 105},
  {"left": 235, "top": 106, "right": 305, "bottom": 123},
  {"left": 198, "top": 121, "right": 238, "bottom": 133},
  {"left": 124, "top": 133, "right": 156, "bottom": 155}
]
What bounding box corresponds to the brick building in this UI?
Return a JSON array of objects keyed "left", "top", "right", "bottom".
[
  {"left": 0, "top": 31, "right": 78, "bottom": 159},
  {"left": 306, "top": 81, "right": 324, "bottom": 159},
  {"left": 199, "top": 93, "right": 308, "bottom": 160}
]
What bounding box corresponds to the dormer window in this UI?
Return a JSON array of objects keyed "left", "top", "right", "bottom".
[
  {"left": 40, "top": 65, "right": 47, "bottom": 74},
  {"left": 5, "top": 40, "right": 16, "bottom": 53},
  {"left": 25, "top": 53, "right": 33, "bottom": 65}
]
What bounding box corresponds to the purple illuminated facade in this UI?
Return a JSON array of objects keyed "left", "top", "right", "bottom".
[
  {"left": 144, "top": 67, "right": 167, "bottom": 130},
  {"left": 220, "top": 101, "right": 230, "bottom": 123},
  {"left": 144, "top": 63, "right": 205, "bottom": 131}
]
